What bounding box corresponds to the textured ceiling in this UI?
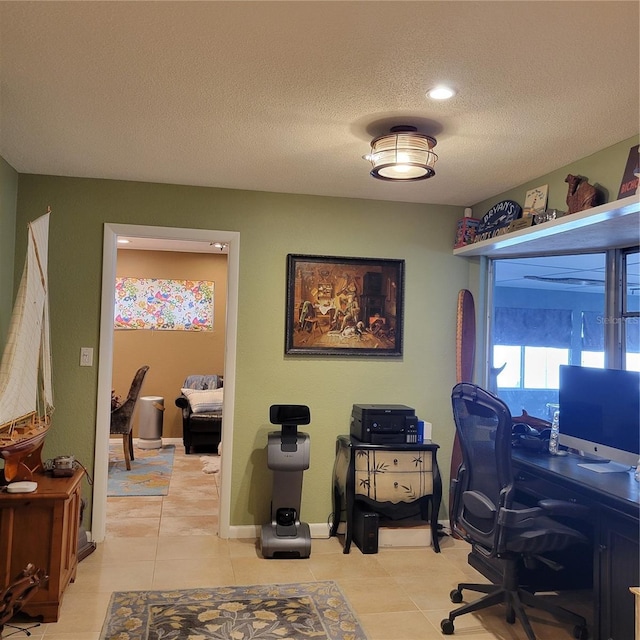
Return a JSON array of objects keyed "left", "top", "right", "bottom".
[{"left": 0, "top": 1, "right": 638, "bottom": 207}]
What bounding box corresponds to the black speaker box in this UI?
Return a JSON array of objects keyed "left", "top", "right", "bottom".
[{"left": 353, "top": 502, "right": 379, "bottom": 554}]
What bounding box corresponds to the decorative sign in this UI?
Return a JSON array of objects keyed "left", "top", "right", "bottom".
[
  {"left": 475, "top": 200, "right": 522, "bottom": 242},
  {"left": 114, "top": 278, "right": 214, "bottom": 331},
  {"left": 617, "top": 144, "right": 639, "bottom": 199},
  {"left": 506, "top": 217, "right": 535, "bottom": 234},
  {"left": 523, "top": 185, "right": 548, "bottom": 218}
]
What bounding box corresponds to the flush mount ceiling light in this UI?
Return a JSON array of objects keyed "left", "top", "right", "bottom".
[
  {"left": 210, "top": 241, "right": 228, "bottom": 251},
  {"left": 366, "top": 126, "right": 438, "bottom": 181}
]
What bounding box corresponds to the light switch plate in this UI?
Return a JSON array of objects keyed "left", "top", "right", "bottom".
[{"left": 80, "top": 347, "right": 93, "bottom": 367}]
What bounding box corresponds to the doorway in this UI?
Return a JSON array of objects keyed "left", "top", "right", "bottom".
[{"left": 93, "top": 223, "right": 239, "bottom": 543}]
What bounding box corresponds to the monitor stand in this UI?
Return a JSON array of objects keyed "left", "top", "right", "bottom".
[
  {"left": 577, "top": 460, "right": 631, "bottom": 473},
  {"left": 578, "top": 453, "right": 610, "bottom": 463}
]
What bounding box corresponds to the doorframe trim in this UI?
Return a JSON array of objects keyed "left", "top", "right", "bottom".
[{"left": 93, "top": 223, "right": 239, "bottom": 542}]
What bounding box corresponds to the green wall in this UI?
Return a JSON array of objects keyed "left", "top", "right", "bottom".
[
  {"left": 472, "top": 136, "right": 639, "bottom": 219},
  {"left": 13, "top": 175, "right": 466, "bottom": 529},
  {"left": 9, "top": 134, "right": 638, "bottom": 531},
  {"left": 0, "top": 156, "right": 17, "bottom": 350},
  {"left": 469, "top": 135, "right": 640, "bottom": 383}
]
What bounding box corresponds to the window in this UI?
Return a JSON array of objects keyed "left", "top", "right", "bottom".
[
  {"left": 490, "top": 249, "right": 640, "bottom": 417},
  {"left": 623, "top": 248, "right": 640, "bottom": 371},
  {"left": 490, "top": 254, "right": 606, "bottom": 418},
  {"left": 523, "top": 347, "right": 569, "bottom": 388},
  {"left": 493, "top": 345, "right": 521, "bottom": 387},
  {"left": 493, "top": 346, "right": 569, "bottom": 389},
  {"left": 581, "top": 351, "right": 604, "bottom": 368}
]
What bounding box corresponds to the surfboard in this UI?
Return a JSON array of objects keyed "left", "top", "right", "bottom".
[{"left": 450, "top": 289, "right": 475, "bottom": 527}]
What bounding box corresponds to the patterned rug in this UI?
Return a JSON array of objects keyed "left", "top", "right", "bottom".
[
  {"left": 99, "top": 581, "right": 368, "bottom": 640},
  {"left": 108, "top": 444, "right": 175, "bottom": 496}
]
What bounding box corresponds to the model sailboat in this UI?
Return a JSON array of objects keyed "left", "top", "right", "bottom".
[{"left": 0, "top": 211, "right": 53, "bottom": 481}]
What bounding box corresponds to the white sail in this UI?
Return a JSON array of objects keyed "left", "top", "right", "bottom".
[{"left": 0, "top": 213, "right": 53, "bottom": 428}]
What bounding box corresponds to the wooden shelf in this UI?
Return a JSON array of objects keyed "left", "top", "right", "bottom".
[{"left": 453, "top": 195, "right": 640, "bottom": 258}]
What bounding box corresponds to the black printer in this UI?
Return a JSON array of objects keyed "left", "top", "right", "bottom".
[{"left": 350, "top": 404, "right": 418, "bottom": 444}]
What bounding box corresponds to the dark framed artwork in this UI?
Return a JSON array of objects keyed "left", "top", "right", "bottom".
[{"left": 285, "top": 254, "right": 404, "bottom": 356}]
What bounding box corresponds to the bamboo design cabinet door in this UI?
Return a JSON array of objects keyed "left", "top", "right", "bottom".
[
  {"left": 354, "top": 449, "right": 434, "bottom": 503},
  {"left": 331, "top": 435, "right": 442, "bottom": 554}
]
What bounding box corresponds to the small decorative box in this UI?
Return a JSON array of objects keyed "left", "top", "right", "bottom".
[{"left": 454, "top": 218, "right": 480, "bottom": 248}]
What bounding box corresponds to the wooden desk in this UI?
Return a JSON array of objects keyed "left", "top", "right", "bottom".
[
  {"left": 330, "top": 435, "right": 442, "bottom": 553},
  {"left": 0, "top": 469, "right": 83, "bottom": 622},
  {"left": 512, "top": 449, "right": 639, "bottom": 640}
]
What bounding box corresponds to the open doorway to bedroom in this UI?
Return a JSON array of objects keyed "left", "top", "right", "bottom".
[
  {"left": 107, "top": 243, "right": 227, "bottom": 538},
  {"left": 93, "top": 223, "right": 239, "bottom": 544}
]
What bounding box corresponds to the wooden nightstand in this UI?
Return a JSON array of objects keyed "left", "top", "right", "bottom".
[
  {"left": 0, "top": 468, "right": 84, "bottom": 622},
  {"left": 330, "top": 435, "right": 442, "bottom": 553}
]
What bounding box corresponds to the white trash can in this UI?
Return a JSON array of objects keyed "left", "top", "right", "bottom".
[{"left": 138, "top": 396, "right": 164, "bottom": 449}]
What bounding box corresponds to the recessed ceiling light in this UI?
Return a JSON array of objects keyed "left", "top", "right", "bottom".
[
  {"left": 426, "top": 85, "right": 456, "bottom": 100},
  {"left": 117, "top": 238, "right": 130, "bottom": 244}
]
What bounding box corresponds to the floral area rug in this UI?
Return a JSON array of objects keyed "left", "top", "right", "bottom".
[
  {"left": 107, "top": 444, "right": 175, "bottom": 496},
  {"left": 99, "top": 581, "right": 368, "bottom": 640}
]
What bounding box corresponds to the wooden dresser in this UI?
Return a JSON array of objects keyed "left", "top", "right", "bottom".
[
  {"left": 0, "top": 468, "right": 83, "bottom": 622},
  {"left": 331, "top": 435, "right": 442, "bottom": 553}
]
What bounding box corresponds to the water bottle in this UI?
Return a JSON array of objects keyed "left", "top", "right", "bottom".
[{"left": 548, "top": 410, "right": 560, "bottom": 455}]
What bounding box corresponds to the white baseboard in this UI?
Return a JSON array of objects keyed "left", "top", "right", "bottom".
[
  {"left": 225, "top": 520, "right": 450, "bottom": 544},
  {"left": 228, "top": 522, "right": 331, "bottom": 540},
  {"left": 92, "top": 520, "right": 449, "bottom": 546}
]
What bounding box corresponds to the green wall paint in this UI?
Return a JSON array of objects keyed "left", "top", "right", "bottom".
[
  {"left": 13, "top": 175, "right": 465, "bottom": 528},
  {"left": 0, "top": 156, "right": 17, "bottom": 350},
  {"left": 472, "top": 136, "right": 639, "bottom": 218},
  {"left": 8, "top": 134, "right": 638, "bottom": 531},
  {"left": 469, "top": 135, "right": 639, "bottom": 382}
]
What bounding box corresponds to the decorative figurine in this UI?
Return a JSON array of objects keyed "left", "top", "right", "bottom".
[{"left": 565, "top": 174, "right": 597, "bottom": 214}]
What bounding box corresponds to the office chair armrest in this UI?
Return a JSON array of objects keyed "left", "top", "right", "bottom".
[
  {"left": 498, "top": 506, "right": 544, "bottom": 527},
  {"left": 538, "top": 498, "right": 590, "bottom": 520},
  {"left": 500, "top": 501, "right": 590, "bottom": 530},
  {"left": 462, "top": 490, "right": 497, "bottom": 519}
]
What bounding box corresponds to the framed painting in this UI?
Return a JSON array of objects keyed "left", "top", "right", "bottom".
[{"left": 285, "top": 254, "right": 404, "bottom": 356}]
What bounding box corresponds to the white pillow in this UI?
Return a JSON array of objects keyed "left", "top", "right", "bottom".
[{"left": 181, "top": 387, "right": 224, "bottom": 414}]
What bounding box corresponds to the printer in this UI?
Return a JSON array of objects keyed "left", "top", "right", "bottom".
[{"left": 350, "top": 404, "right": 418, "bottom": 444}]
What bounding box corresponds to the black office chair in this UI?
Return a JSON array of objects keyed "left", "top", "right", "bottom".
[{"left": 441, "top": 383, "right": 589, "bottom": 640}]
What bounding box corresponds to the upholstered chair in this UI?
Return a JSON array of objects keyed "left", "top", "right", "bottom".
[
  {"left": 175, "top": 374, "right": 223, "bottom": 454},
  {"left": 110, "top": 365, "right": 149, "bottom": 470}
]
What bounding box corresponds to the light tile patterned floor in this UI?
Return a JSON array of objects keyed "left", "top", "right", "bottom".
[{"left": 8, "top": 442, "right": 592, "bottom": 640}]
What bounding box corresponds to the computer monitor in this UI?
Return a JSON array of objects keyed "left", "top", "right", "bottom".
[{"left": 558, "top": 365, "right": 640, "bottom": 467}]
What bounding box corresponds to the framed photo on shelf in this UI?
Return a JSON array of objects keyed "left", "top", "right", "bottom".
[
  {"left": 523, "top": 185, "right": 548, "bottom": 218},
  {"left": 285, "top": 254, "right": 404, "bottom": 356}
]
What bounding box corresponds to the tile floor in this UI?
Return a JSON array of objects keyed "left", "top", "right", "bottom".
[{"left": 8, "top": 441, "right": 593, "bottom": 640}]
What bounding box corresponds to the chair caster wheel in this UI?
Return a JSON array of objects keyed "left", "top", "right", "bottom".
[
  {"left": 449, "top": 589, "right": 463, "bottom": 603},
  {"left": 573, "top": 625, "right": 589, "bottom": 640},
  {"left": 441, "top": 619, "right": 454, "bottom": 635},
  {"left": 506, "top": 609, "right": 516, "bottom": 624}
]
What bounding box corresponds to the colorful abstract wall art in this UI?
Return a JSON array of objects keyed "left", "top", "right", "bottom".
[{"left": 114, "top": 278, "right": 214, "bottom": 331}]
